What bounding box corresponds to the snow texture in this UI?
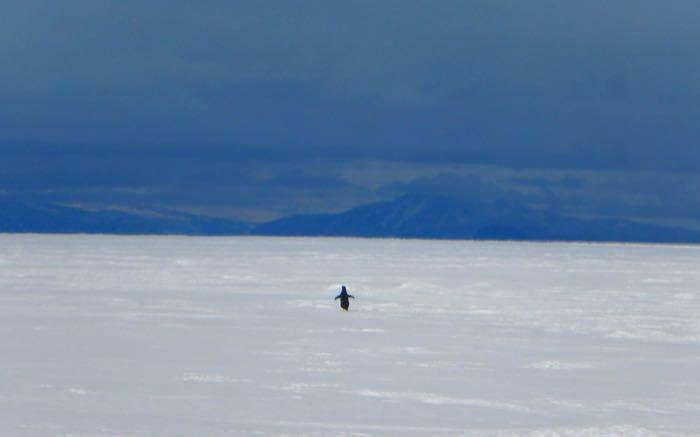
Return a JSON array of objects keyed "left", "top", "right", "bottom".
[{"left": 1, "top": 234, "right": 699, "bottom": 436}]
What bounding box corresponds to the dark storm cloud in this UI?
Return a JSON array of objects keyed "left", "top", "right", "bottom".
[
  {"left": 3, "top": 1, "right": 700, "bottom": 166},
  {"left": 2, "top": 1, "right": 700, "bottom": 222}
]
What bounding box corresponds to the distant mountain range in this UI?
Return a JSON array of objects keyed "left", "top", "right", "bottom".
[
  {"left": 0, "top": 200, "right": 250, "bottom": 235},
  {"left": 2, "top": 195, "right": 700, "bottom": 243},
  {"left": 253, "top": 194, "right": 700, "bottom": 243}
]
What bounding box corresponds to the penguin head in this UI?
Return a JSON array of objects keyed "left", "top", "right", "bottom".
[{"left": 341, "top": 285, "right": 347, "bottom": 292}]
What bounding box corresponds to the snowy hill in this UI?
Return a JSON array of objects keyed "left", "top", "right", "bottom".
[{"left": 254, "top": 194, "right": 700, "bottom": 243}]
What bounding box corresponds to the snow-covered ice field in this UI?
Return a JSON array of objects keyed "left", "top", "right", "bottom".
[{"left": 1, "top": 234, "right": 700, "bottom": 436}]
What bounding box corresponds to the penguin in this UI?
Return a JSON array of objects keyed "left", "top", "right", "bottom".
[{"left": 334, "top": 285, "right": 355, "bottom": 311}]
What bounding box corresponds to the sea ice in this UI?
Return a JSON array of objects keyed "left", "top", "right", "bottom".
[{"left": 1, "top": 234, "right": 699, "bottom": 435}]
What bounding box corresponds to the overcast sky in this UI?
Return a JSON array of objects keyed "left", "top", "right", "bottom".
[{"left": 2, "top": 1, "right": 700, "bottom": 224}]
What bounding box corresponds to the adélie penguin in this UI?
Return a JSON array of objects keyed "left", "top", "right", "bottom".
[{"left": 334, "top": 285, "right": 355, "bottom": 311}]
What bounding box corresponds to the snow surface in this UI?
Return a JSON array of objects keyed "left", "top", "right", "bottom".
[{"left": 1, "top": 234, "right": 700, "bottom": 436}]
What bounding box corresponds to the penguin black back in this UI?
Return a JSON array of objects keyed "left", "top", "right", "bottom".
[{"left": 334, "top": 285, "right": 355, "bottom": 311}]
